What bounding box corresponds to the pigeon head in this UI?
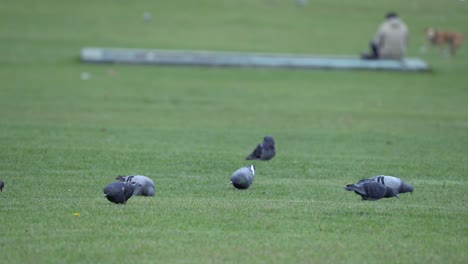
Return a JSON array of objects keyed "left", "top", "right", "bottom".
[
  {"left": 399, "top": 182, "right": 414, "bottom": 193},
  {"left": 264, "top": 136, "right": 275, "bottom": 144}
]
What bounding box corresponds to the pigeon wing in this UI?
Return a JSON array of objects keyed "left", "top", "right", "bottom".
[
  {"left": 363, "top": 181, "right": 387, "bottom": 200},
  {"left": 246, "top": 144, "right": 263, "bottom": 160},
  {"left": 260, "top": 144, "right": 275, "bottom": 160},
  {"left": 122, "top": 183, "right": 134, "bottom": 203}
]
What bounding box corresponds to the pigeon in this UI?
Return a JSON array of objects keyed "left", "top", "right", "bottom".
[
  {"left": 360, "top": 175, "right": 414, "bottom": 194},
  {"left": 116, "top": 175, "right": 155, "bottom": 196},
  {"left": 246, "top": 136, "right": 276, "bottom": 161},
  {"left": 230, "top": 165, "right": 255, "bottom": 190},
  {"left": 0, "top": 180, "right": 4, "bottom": 192},
  {"left": 103, "top": 182, "right": 138, "bottom": 204},
  {"left": 344, "top": 180, "right": 399, "bottom": 201}
]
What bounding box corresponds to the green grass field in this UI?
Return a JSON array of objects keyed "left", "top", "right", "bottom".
[{"left": 1, "top": 0, "right": 467, "bottom": 263}]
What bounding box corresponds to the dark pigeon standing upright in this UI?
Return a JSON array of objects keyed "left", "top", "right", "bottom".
[
  {"left": 230, "top": 165, "right": 255, "bottom": 190},
  {"left": 361, "top": 175, "right": 414, "bottom": 194},
  {"left": 103, "top": 182, "right": 138, "bottom": 204},
  {"left": 116, "top": 175, "right": 155, "bottom": 196},
  {"left": 0, "top": 180, "right": 4, "bottom": 192},
  {"left": 344, "top": 180, "right": 399, "bottom": 201},
  {"left": 246, "top": 136, "right": 276, "bottom": 161}
]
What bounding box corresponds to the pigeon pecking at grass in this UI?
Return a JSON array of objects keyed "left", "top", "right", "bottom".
[
  {"left": 360, "top": 175, "right": 414, "bottom": 194},
  {"left": 246, "top": 136, "right": 276, "bottom": 161},
  {"left": 344, "top": 180, "right": 399, "bottom": 201},
  {"left": 116, "top": 175, "right": 155, "bottom": 196},
  {"left": 103, "top": 182, "right": 138, "bottom": 204},
  {"left": 0, "top": 180, "right": 4, "bottom": 192},
  {"left": 230, "top": 165, "right": 255, "bottom": 190}
]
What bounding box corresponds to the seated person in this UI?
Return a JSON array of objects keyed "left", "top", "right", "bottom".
[{"left": 361, "top": 12, "right": 409, "bottom": 60}]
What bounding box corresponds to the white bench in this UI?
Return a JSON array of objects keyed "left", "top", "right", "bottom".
[{"left": 81, "top": 47, "right": 429, "bottom": 72}]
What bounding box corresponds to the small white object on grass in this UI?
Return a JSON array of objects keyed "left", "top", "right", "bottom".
[
  {"left": 80, "top": 72, "right": 91, "bottom": 80},
  {"left": 143, "top": 12, "right": 153, "bottom": 22}
]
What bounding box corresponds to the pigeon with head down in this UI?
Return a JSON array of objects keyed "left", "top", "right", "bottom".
[
  {"left": 344, "top": 180, "right": 399, "bottom": 201},
  {"left": 246, "top": 136, "right": 276, "bottom": 161},
  {"left": 230, "top": 165, "right": 255, "bottom": 190},
  {"left": 103, "top": 181, "right": 138, "bottom": 204},
  {"left": 0, "top": 180, "right": 4, "bottom": 192},
  {"left": 361, "top": 175, "right": 413, "bottom": 194}
]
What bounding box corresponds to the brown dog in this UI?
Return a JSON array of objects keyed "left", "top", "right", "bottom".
[{"left": 425, "top": 27, "right": 464, "bottom": 56}]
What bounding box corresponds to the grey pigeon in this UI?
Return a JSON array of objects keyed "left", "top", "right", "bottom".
[
  {"left": 116, "top": 175, "right": 155, "bottom": 196},
  {"left": 230, "top": 165, "right": 255, "bottom": 190},
  {"left": 103, "top": 182, "right": 138, "bottom": 204},
  {"left": 246, "top": 136, "right": 276, "bottom": 161},
  {"left": 344, "top": 180, "right": 399, "bottom": 201},
  {"left": 0, "top": 180, "right": 4, "bottom": 192},
  {"left": 360, "top": 175, "right": 413, "bottom": 194}
]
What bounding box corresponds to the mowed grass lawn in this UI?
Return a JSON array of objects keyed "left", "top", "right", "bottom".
[{"left": 1, "top": 0, "right": 467, "bottom": 263}]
